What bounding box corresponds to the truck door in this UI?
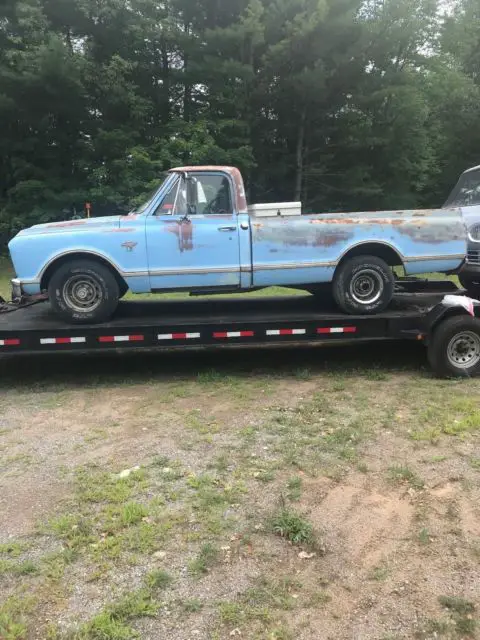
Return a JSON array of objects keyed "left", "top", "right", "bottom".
[{"left": 145, "top": 172, "right": 241, "bottom": 291}]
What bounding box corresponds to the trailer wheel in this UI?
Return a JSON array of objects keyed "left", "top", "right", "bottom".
[
  {"left": 48, "top": 259, "right": 120, "bottom": 324},
  {"left": 333, "top": 255, "right": 394, "bottom": 315},
  {"left": 428, "top": 315, "right": 480, "bottom": 378}
]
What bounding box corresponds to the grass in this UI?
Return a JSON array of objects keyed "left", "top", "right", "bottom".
[
  {"left": 387, "top": 464, "right": 425, "bottom": 490},
  {"left": 188, "top": 543, "right": 219, "bottom": 576},
  {"left": 271, "top": 508, "right": 314, "bottom": 546},
  {"left": 437, "top": 596, "right": 477, "bottom": 637}
]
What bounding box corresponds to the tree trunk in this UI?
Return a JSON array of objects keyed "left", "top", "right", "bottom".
[{"left": 295, "top": 106, "right": 307, "bottom": 202}]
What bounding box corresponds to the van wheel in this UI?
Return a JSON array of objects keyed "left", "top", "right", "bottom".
[
  {"left": 428, "top": 315, "right": 480, "bottom": 378},
  {"left": 48, "top": 259, "right": 120, "bottom": 324},
  {"left": 333, "top": 255, "right": 394, "bottom": 315}
]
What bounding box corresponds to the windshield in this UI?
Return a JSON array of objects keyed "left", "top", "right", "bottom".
[
  {"left": 444, "top": 169, "right": 480, "bottom": 208},
  {"left": 131, "top": 173, "right": 174, "bottom": 215}
]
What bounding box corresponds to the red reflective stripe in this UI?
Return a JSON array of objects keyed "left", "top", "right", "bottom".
[
  {"left": 55, "top": 337, "right": 72, "bottom": 344},
  {"left": 279, "top": 329, "right": 293, "bottom": 335},
  {"left": 129, "top": 335, "right": 144, "bottom": 342},
  {"left": 99, "top": 336, "right": 115, "bottom": 343},
  {"left": 213, "top": 331, "right": 254, "bottom": 339},
  {"left": 172, "top": 333, "right": 188, "bottom": 339},
  {"left": 4, "top": 339, "right": 20, "bottom": 346},
  {"left": 317, "top": 327, "right": 357, "bottom": 334}
]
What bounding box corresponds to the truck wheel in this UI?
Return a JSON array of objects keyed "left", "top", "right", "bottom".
[
  {"left": 428, "top": 315, "right": 480, "bottom": 378},
  {"left": 333, "top": 255, "right": 394, "bottom": 315},
  {"left": 458, "top": 273, "right": 480, "bottom": 299},
  {"left": 48, "top": 259, "right": 120, "bottom": 324}
]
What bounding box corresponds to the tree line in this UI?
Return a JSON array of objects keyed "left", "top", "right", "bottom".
[{"left": 1, "top": 0, "right": 479, "bottom": 240}]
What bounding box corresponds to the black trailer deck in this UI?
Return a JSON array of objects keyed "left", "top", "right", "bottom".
[{"left": 1, "top": 283, "right": 480, "bottom": 377}]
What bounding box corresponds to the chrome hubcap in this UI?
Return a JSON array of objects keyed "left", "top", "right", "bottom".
[
  {"left": 63, "top": 275, "right": 103, "bottom": 313},
  {"left": 350, "top": 269, "right": 384, "bottom": 305},
  {"left": 447, "top": 331, "right": 480, "bottom": 369}
]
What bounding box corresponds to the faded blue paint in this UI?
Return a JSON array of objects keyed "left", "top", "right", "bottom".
[{"left": 8, "top": 169, "right": 467, "bottom": 299}]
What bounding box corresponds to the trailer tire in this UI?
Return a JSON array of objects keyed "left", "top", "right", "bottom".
[
  {"left": 48, "top": 259, "right": 120, "bottom": 324},
  {"left": 333, "top": 255, "right": 394, "bottom": 315},
  {"left": 428, "top": 315, "right": 480, "bottom": 378}
]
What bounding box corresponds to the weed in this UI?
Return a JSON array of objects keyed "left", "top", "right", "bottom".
[
  {"left": 417, "top": 528, "right": 431, "bottom": 545},
  {"left": 119, "top": 502, "right": 149, "bottom": 526},
  {"left": 0, "top": 542, "right": 28, "bottom": 557},
  {"left": 218, "top": 601, "right": 243, "bottom": 626},
  {"left": 188, "top": 543, "right": 219, "bottom": 576},
  {"left": 272, "top": 508, "right": 314, "bottom": 545},
  {"left": 470, "top": 457, "right": 480, "bottom": 470},
  {"left": 108, "top": 589, "right": 158, "bottom": 620},
  {"left": 197, "top": 369, "right": 225, "bottom": 385},
  {"left": 0, "top": 596, "right": 35, "bottom": 640},
  {"left": 254, "top": 470, "right": 275, "bottom": 483},
  {"left": 369, "top": 565, "right": 389, "bottom": 581},
  {"left": 438, "top": 595, "right": 475, "bottom": 615},
  {"left": 286, "top": 476, "right": 302, "bottom": 501},
  {"left": 72, "top": 611, "right": 133, "bottom": 639},
  {"left": 144, "top": 569, "right": 172, "bottom": 590},
  {"left": 437, "top": 595, "right": 477, "bottom": 637},
  {"left": 387, "top": 464, "right": 424, "bottom": 489},
  {"left": 181, "top": 599, "right": 203, "bottom": 613},
  {"left": 293, "top": 368, "right": 311, "bottom": 380}
]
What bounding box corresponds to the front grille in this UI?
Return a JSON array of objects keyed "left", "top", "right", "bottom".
[{"left": 467, "top": 250, "right": 480, "bottom": 265}]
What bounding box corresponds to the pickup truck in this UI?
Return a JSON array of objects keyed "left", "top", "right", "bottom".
[
  {"left": 444, "top": 164, "right": 480, "bottom": 297},
  {"left": 8, "top": 165, "right": 467, "bottom": 324}
]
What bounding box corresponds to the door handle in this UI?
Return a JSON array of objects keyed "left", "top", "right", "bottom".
[{"left": 218, "top": 226, "right": 237, "bottom": 232}]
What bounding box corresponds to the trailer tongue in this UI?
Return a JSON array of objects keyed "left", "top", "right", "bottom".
[{"left": 0, "top": 280, "right": 479, "bottom": 378}]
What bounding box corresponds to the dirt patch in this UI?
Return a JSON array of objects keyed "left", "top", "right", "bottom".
[{"left": 0, "top": 358, "right": 479, "bottom": 639}]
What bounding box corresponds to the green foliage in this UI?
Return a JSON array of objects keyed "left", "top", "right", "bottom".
[
  {"left": 0, "top": 0, "right": 479, "bottom": 242},
  {"left": 271, "top": 508, "right": 314, "bottom": 545}
]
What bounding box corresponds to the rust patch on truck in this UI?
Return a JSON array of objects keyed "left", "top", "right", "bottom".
[
  {"left": 46, "top": 220, "right": 88, "bottom": 228},
  {"left": 165, "top": 219, "right": 194, "bottom": 252},
  {"left": 254, "top": 224, "right": 353, "bottom": 248}
]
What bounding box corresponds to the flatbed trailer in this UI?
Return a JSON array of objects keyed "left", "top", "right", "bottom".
[{"left": 1, "top": 281, "right": 480, "bottom": 378}]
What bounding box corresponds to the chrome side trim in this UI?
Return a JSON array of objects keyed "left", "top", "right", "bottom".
[
  {"left": 253, "top": 261, "right": 336, "bottom": 271},
  {"left": 147, "top": 266, "right": 240, "bottom": 277},
  {"left": 14, "top": 278, "right": 40, "bottom": 286},
  {"left": 122, "top": 271, "right": 149, "bottom": 278},
  {"left": 403, "top": 254, "right": 466, "bottom": 263}
]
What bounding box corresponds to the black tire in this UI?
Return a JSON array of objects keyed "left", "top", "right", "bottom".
[
  {"left": 119, "top": 282, "right": 129, "bottom": 299},
  {"left": 428, "top": 315, "right": 480, "bottom": 378},
  {"left": 48, "top": 259, "right": 120, "bottom": 324},
  {"left": 332, "top": 255, "right": 395, "bottom": 315},
  {"left": 458, "top": 273, "right": 480, "bottom": 299}
]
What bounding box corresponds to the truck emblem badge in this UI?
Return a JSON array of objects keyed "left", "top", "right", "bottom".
[{"left": 121, "top": 241, "right": 138, "bottom": 252}]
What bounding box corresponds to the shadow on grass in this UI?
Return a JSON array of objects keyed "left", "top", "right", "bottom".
[{"left": 0, "top": 340, "right": 428, "bottom": 391}]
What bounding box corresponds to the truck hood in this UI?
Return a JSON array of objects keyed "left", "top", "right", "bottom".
[{"left": 17, "top": 216, "right": 121, "bottom": 236}]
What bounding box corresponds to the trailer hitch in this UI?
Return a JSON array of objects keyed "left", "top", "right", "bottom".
[{"left": 0, "top": 292, "right": 48, "bottom": 314}]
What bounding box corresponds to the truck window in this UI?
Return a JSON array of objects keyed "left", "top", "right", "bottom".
[
  {"left": 194, "top": 175, "right": 232, "bottom": 215},
  {"left": 155, "top": 178, "right": 179, "bottom": 215},
  {"left": 445, "top": 169, "right": 480, "bottom": 207}
]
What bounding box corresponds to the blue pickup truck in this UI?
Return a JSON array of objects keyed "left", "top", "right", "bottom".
[{"left": 8, "top": 165, "right": 467, "bottom": 324}]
